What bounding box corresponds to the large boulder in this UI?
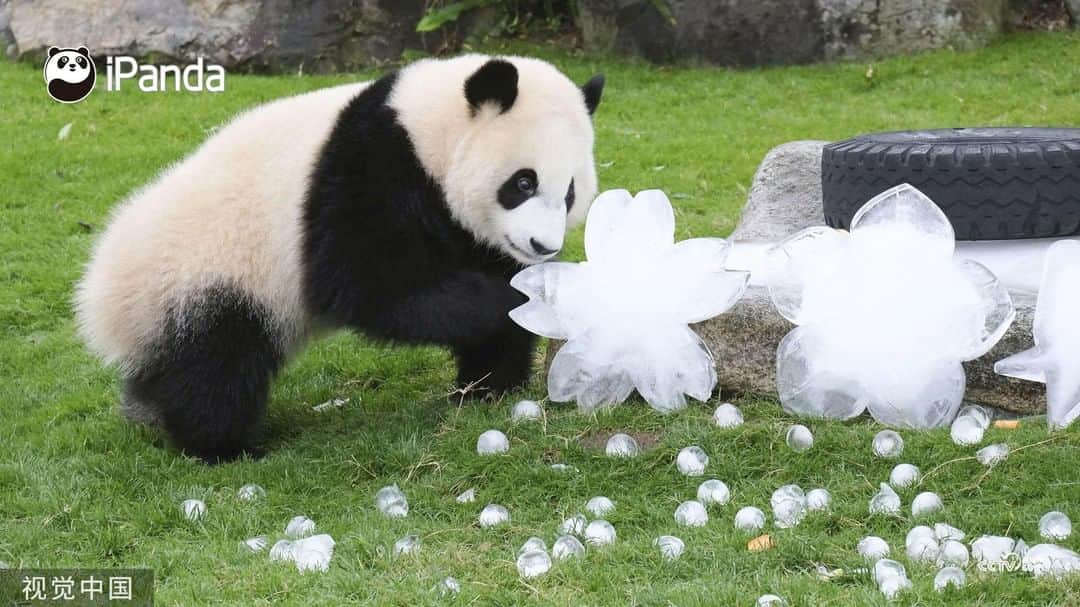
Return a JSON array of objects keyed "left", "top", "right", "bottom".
[
  {"left": 7, "top": 0, "right": 430, "bottom": 72},
  {"left": 576, "top": 0, "right": 1010, "bottom": 65}
]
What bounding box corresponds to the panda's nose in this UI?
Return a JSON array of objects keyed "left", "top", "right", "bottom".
[{"left": 529, "top": 238, "right": 559, "bottom": 256}]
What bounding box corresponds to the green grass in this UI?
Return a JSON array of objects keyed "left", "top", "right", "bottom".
[{"left": 2, "top": 32, "right": 1080, "bottom": 606}]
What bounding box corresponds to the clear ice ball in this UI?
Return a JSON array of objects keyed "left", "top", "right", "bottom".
[
  {"left": 869, "top": 483, "right": 901, "bottom": 515},
  {"left": 676, "top": 445, "right": 709, "bottom": 476},
  {"left": 713, "top": 403, "right": 744, "bottom": 428},
  {"left": 806, "top": 488, "right": 831, "bottom": 511},
  {"left": 734, "top": 506, "right": 766, "bottom": 532},
  {"left": 889, "top": 463, "right": 920, "bottom": 488},
  {"left": 785, "top": 425, "right": 813, "bottom": 452},
  {"left": 906, "top": 525, "right": 935, "bottom": 548},
  {"left": 696, "top": 479, "right": 731, "bottom": 506},
  {"left": 950, "top": 415, "right": 985, "bottom": 446},
  {"left": 1039, "top": 511, "right": 1072, "bottom": 541},
  {"left": 516, "top": 549, "right": 552, "bottom": 578},
  {"left": 934, "top": 566, "right": 966, "bottom": 592},
  {"left": 756, "top": 594, "right": 787, "bottom": 606},
  {"left": 181, "top": 499, "right": 206, "bottom": 521},
  {"left": 957, "top": 404, "right": 991, "bottom": 429},
  {"left": 456, "top": 488, "right": 476, "bottom": 504},
  {"left": 394, "top": 535, "right": 421, "bottom": 556},
  {"left": 936, "top": 540, "right": 969, "bottom": 567},
  {"left": 237, "top": 483, "right": 266, "bottom": 502},
  {"left": 519, "top": 536, "right": 547, "bottom": 556},
  {"left": 976, "top": 443, "right": 1009, "bottom": 466},
  {"left": 438, "top": 577, "right": 461, "bottom": 597},
  {"left": 655, "top": 535, "right": 685, "bottom": 561},
  {"left": 242, "top": 536, "right": 269, "bottom": 553},
  {"left": 269, "top": 539, "right": 295, "bottom": 562},
  {"left": 906, "top": 536, "right": 940, "bottom": 563},
  {"left": 584, "top": 520, "right": 616, "bottom": 546},
  {"left": 552, "top": 535, "right": 586, "bottom": 560},
  {"left": 933, "top": 523, "right": 965, "bottom": 542},
  {"left": 586, "top": 496, "right": 616, "bottom": 517},
  {"left": 857, "top": 536, "right": 890, "bottom": 561},
  {"left": 510, "top": 400, "right": 543, "bottom": 422},
  {"left": 605, "top": 433, "right": 641, "bottom": 457},
  {"left": 674, "top": 500, "right": 709, "bottom": 527},
  {"left": 560, "top": 514, "right": 588, "bottom": 536},
  {"left": 872, "top": 430, "right": 904, "bottom": 458},
  {"left": 285, "top": 515, "right": 316, "bottom": 538},
  {"left": 375, "top": 485, "right": 409, "bottom": 518},
  {"left": 879, "top": 574, "right": 912, "bottom": 599},
  {"left": 476, "top": 429, "right": 510, "bottom": 455},
  {"left": 478, "top": 504, "right": 510, "bottom": 528},
  {"left": 872, "top": 559, "right": 908, "bottom": 585},
  {"left": 911, "top": 492, "right": 944, "bottom": 517}
]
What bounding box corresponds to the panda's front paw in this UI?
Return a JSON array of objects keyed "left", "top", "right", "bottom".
[
  {"left": 455, "top": 363, "right": 530, "bottom": 398},
  {"left": 454, "top": 328, "right": 535, "bottom": 398}
]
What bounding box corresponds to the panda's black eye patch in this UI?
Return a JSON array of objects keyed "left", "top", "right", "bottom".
[
  {"left": 76, "top": 56, "right": 87, "bottom": 68},
  {"left": 498, "top": 169, "right": 538, "bottom": 210},
  {"left": 58, "top": 57, "right": 68, "bottom": 68},
  {"left": 565, "top": 179, "right": 576, "bottom": 212}
]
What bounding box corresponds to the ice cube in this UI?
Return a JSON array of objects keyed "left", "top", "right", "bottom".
[
  {"left": 437, "top": 577, "right": 461, "bottom": 597},
  {"left": 394, "top": 535, "right": 422, "bottom": 556},
  {"left": 292, "top": 534, "right": 336, "bottom": 573},
  {"left": 889, "top": 463, "right": 920, "bottom": 488},
  {"left": 806, "top": 488, "right": 831, "bottom": 511},
  {"left": 676, "top": 446, "right": 709, "bottom": 476},
  {"left": 285, "top": 515, "right": 316, "bottom": 538},
  {"left": 237, "top": 483, "right": 266, "bottom": 502},
  {"left": 937, "top": 540, "right": 969, "bottom": 567},
  {"left": 674, "top": 500, "right": 709, "bottom": 527},
  {"left": 950, "top": 415, "right": 985, "bottom": 446},
  {"left": 375, "top": 485, "right": 409, "bottom": 518},
  {"left": 934, "top": 523, "right": 965, "bottom": 542},
  {"left": 269, "top": 539, "right": 295, "bottom": 562},
  {"left": 906, "top": 536, "right": 940, "bottom": 563},
  {"left": 654, "top": 535, "right": 685, "bottom": 561},
  {"left": 1039, "top": 511, "right": 1072, "bottom": 541},
  {"left": 510, "top": 400, "right": 543, "bottom": 422},
  {"left": 976, "top": 443, "right": 1009, "bottom": 466},
  {"left": 584, "top": 520, "right": 616, "bottom": 546},
  {"left": 994, "top": 240, "right": 1080, "bottom": 430},
  {"left": 697, "top": 479, "right": 731, "bottom": 506},
  {"left": 605, "top": 433, "right": 641, "bottom": 457},
  {"left": 756, "top": 594, "right": 786, "bottom": 606},
  {"left": 242, "top": 536, "right": 269, "bottom": 553},
  {"left": 712, "top": 403, "right": 744, "bottom": 428},
  {"left": 477, "top": 430, "right": 510, "bottom": 455},
  {"left": 519, "top": 536, "right": 547, "bottom": 555},
  {"left": 181, "top": 499, "right": 206, "bottom": 521},
  {"left": 957, "top": 405, "right": 991, "bottom": 429},
  {"left": 560, "top": 514, "right": 588, "bottom": 536},
  {"left": 971, "top": 535, "right": 1016, "bottom": 564},
  {"left": 934, "top": 566, "right": 966, "bottom": 592},
  {"left": 478, "top": 504, "right": 509, "bottom": 528},
  {"left": 516, "top": 549, "right": 552, "bottom": 578},
  {"left": 785, "top": 425, "right": 813, "bottom": 452},
  {"left": 586, "top": 496, "right": 616, "bottom": 517},
  {"left": 456, "top": 488, "right": 476, "bottom": 504},
  {"left": 869, "top": 483, "right": 901, "bottom": 515},
  {"left": 552, "top": 535, "right": 586, "bottom": 560},
  {"left": 872, "top": 430, "right": 904, "bottom": 458},
  {"left": 734, "top": 506, "right": 766, "bottom": 532},
  {"left": 857, "top": 536, "right": 890, "bottom": 561},
  {"left": 1021, "top": 543, "right": 1080, "bottom": 578},
  {"left": 912, "top": 492, "right": 943, "bottom": 517},
  {"left": 878, "top": 574, "right": 912, "bottom": 599}
]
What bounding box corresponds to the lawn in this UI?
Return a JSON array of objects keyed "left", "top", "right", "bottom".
[{"left": 2, "top": 31, "right": 1080, "bottom": 606}]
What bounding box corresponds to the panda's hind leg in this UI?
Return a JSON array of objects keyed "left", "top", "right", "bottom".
[{"left": 125, "top": 286, "right": 284, "bottom": 464}]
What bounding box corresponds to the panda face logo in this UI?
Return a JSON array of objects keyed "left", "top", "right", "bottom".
[{"left": 44, "top": 47, "right": 96, "bottom": 103}]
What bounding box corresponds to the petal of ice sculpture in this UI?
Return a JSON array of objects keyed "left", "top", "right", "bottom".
[
  {"left": 509, "top": 189, "right": 749, "bottom": 413},
  {"left": 996, "top": 240, "right": 1080, "bottom": 430},
  {"left": 766, "top": 184, "right": 1014, "bottom": 428}
]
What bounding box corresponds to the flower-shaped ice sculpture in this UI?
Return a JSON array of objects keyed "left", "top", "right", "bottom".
[
  {"left": 509, "top": 189, "right": 749, "bottom": 412},
  {"left": 766, "top": 184, "right": 1015, "bottom": 429},
  {"left": 995, "top": 240, "right": 1080, "bottom": 430}
]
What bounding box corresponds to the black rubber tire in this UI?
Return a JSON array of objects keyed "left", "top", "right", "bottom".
[{"left": 821, "top": 128, "right": 1080, "bottom": 240}]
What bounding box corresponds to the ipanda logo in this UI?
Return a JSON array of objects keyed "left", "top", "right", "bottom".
[{"left": 45, "top": 47, "right": 225, "bottom": 103}]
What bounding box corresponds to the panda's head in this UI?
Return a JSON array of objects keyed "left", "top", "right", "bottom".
[
  {"left": 44, "top": 47, "right": 94, "bottom": 85},
  {"left": 430, "top": 57, "right": 604, "bottom": 265}
]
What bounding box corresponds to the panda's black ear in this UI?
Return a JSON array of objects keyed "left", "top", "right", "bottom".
[
  {"left": 582, "top": 74, "right": 604, "bottom": 116},
  {"left": 48, "top": 47, "right": 60, "bottom": 58},
  {"left": 465, "top": 59, "right": 518, "bottom": 115},
  {"left": 77, "top": 47, "right": 90, "bottom": 57}
]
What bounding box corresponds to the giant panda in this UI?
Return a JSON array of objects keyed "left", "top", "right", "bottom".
[{"left": 75, "top": 55, "right": 604, "bottom": 462}]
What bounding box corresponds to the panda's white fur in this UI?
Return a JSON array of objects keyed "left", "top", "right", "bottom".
[{"left": 75, "top": 54, "right": 602, "bottom": 461}]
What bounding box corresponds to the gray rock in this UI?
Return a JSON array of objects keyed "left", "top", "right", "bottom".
[
  {"left": 576, "top": 0, "right": 1008, "bottom": 65},
  {"left": 7, "top": 0, "right": 429, "bottom": 72},
  {"left": 730, "top": 141, "right": 828, "bottom": 242}
]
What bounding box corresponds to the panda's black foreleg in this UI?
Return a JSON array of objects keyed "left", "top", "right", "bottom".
[
  {"left": 126, "top": 286, "right": 283, "bottom": 464},
  {"left": 453, "top": 323, "right": 537, "bottom": 395}
]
